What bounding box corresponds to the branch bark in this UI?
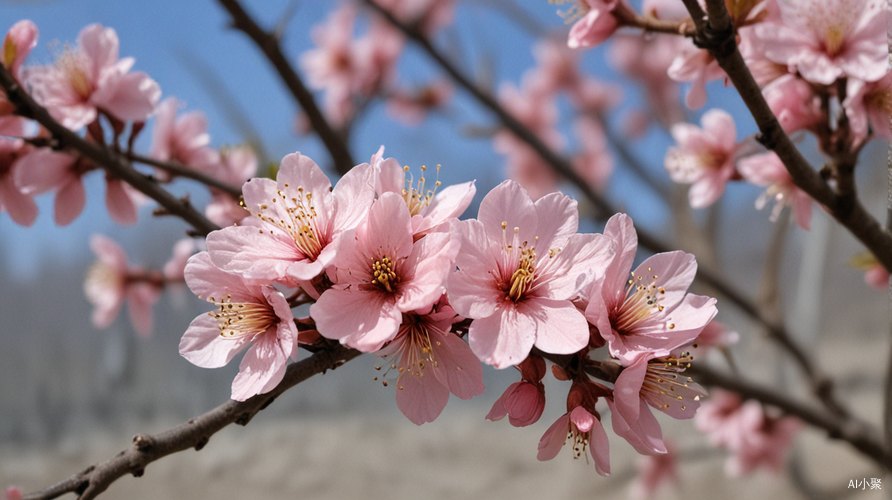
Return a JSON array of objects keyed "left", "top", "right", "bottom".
[
  {"left": 216, "top": 0, "right": 357, "bottom": 176},
  {"left": 21, "top": 344, "right": 362, "bottom": 500}
]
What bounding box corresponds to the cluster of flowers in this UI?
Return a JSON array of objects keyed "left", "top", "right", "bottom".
[
  {"left": 557, "top": 0, "right": 890, "bottom": 233},
  {"left": 173, "top": 143, "right": 720, "bottom": 474},
  {"left": 0, "top": 21, "right": 256, "bottom": 229},
  {"left": 299, "top": 0, "right": 455, "bottom": 129}
]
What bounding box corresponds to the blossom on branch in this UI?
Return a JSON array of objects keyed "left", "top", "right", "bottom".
[
  {"left": 447, "top": 180, "right": 613, "bottom": 368},
  {"left": 486, "top": 354, "right": 547, "bottom": 427},
  {"left": 24, "top": 23, "right": 161, "bottom": 130},
  {"left": 179, "top": 251, "right": 298, "bottom": 401},
  {"left": 0, "top": 128, "right": 37, "bottom": 226},
  {"left": 150, "top": 97, "right": 219, "bottom": 179}
]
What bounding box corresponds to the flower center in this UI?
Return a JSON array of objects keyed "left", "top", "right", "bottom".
[
  {"left": 56, "top": 47, "right": 93, "bottom": 99},
  {"left": 549, "top": 0, "right": 591, "bottom": 24},
  {"left": 640, "top": 352, "right": 699, "bottom": 412},
  {"left": 401, "top": 164, "right": 441, "bottom": 216},
  {"left": 208, "top": 294, "right": 279, "bottom": 339},
  {"left": 498, "top": 222, "right": 549, "bottom": 302},
  {"left": 371, "top": 255, "right": 400, "bottom": 292},
  {"left": 375, "top": 320, "right": 439, "bottom": 389},
  {"left": 83, "top": 262, "right": 123, "bottom": 303},
  {"left": 612, "top": 269, "right": 666, "bottom": 334},
  {"left": 867, "top": 88, "right": 892, "bottom": 117},
  {"left": 567, "top": 423, "right": 590, "bottom": 460},
  {"left": 254, "top": 185, "right": 324, "bottom": 261}
]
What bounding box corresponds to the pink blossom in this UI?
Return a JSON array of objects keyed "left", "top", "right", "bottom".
[
  {"left": 696, "top": 390, "right": 801, "bottom": 476},
  {"left": 844, "top": 70, "right": 892, "bottom": 145},
  {"left": 763, "top": 75, "right": 823, "bottom": 134},
  {"left": 667, "top": 41, "right": 727, "bottom": 109},
  {"left": 555, "top": 0, "right": 632, "bottom": 50},
  {"left": 754, "top": 0, "right": 889, "bottom": 85},
  {"left": 447, "top": 180, "right": 613, "bottom": 368},
  {"left": 486, "top": 354, "right": 547, "bottom": 427},
  {"left": 372, "top": 151, "right": 475, "bottom": 237},
  {"left": 738, "top": 151, "right": 813, "bottom": 230},
  {"left": 537, "top": 381, "right": 611, "bottom": 476},
  {"left": 204, "top": 145, "right": 257, "bottom": 227},
  {"left": 83, "top": 235, "right": 162, "bottom": 337},
  {"left": 585, "top": 213, "right": 717, "bottom": 362},
  {"left": 15, "top": 148, "right": 140, "bottom": 225},
  {"left": 608, "top": 351, "right": 706, "bottom": 455},
  {"left": 665, "top": 109, "right": 742, "bottom": 208},
  {"left": 0, "top": 132, "right": 37, "bottom": 226},
  {"left": 310, "top": 192, "right": 460, "bottom": 352},
  {"left": 206, "top": 152, "right": 375, "bottom": 286},
  {"left": 527, "top": 38, "right": 581, "bottom": 95},
  {"left": 375, "top": 299, "right": 483, "bottom": 425},
  {"left": 163, "top": 238, "right": 196, "bottom": 282},
  {"left": 679, "top": 320, "right": 739, "bottom": 353},
  {"left": 179, "top": 252, "right": 298, "bottom": 401},
  {"left": 629, "top": 441, "right": 679, "bottom": 499},
  {"left": 150, "top": 97, "right": 219, "bottom": 179},
  {"left": 386, "top": 80, "right": 453, "bottom": 125},
  {"left": 24, "top": 24, "right": 161, "bottom": 130}
]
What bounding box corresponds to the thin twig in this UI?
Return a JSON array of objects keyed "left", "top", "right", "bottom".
[
  {"left": 0, "top": 64, "right": 220, "bottom": 237},
  {"left": 216, "top": 0, "right": 357, "bottom": 176},
  {"left": 21, "top": 344, "right": 362, "bottom": 500},
  {"left": 127, "top": 153, "right": 243, "bottom": 198}
]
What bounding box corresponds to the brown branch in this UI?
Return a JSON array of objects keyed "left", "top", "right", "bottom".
[
  {"left": 216, "top": 0, "right": 357, "bottom": 176},
  {"left": 0, "top": 64, "right": 220, "bottom": 237},
  {"left": 689, "top": 0, "right": 892, "bottom": 273},
  {"left": 21, "top": 344, "right": 362, "bottom": 500},
  {"left": 691, "top": 364, "right": 889, "bottom": 469},
  {"left": 613, "top": 8, "right": 696, "bottom": 36},
  {"left": 127, "top": 153, "right": 243, "bottom": 198}
]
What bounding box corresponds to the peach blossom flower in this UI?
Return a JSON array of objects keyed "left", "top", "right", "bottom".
[
  {"left": 738, "top": 151, "right": 813, "bottom": 230},
  {"left": 552, "top": 0, "right": 633, "bottom": 50},
  {"left": 754, "top": 0, "right": 888, "bottom": 85},
  {"left": 179, "top": 252, "right": 297, "bottom": 401},
  {"left": 24, "top": 24, "right": 160, "bottom": 130},
  {"left": 537, "top": 380, "right": 612, "bottom": 475},
  {"left": 447, "top": 181, "right": 613, "bottom": 368},
  {"left": 206, "top": 152, "right": 375, "bottom": 286},
  {"left": 844, "top": 69, "right": 892, "bottom": 145},
  {"left": 375, "top": 299, "right": 483, "bottom": 424},
  {"left": 150, "top": 97, "right": 219, "bottom": 179},
  {"left": 84, "top": 235, "right": 162, "bottom": 337},
  {"left": 665, "top": 109, "right": 743, "bottom": 208},
  {"left": 1, "top": 20, "right": 38, "bottom": 125},
  {"left": 585, "top": 213, "right": 717, "bottom": 362},
  {"left": 762, "top": 74, "right": 823, "bottom": 135},
  {"left": 311, "top": 192, "right": 459, "bottom": 351}
]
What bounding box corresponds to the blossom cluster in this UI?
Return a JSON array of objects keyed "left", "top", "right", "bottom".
[{"left": 164, "top": 144, "right": 718, "bottom": 474}]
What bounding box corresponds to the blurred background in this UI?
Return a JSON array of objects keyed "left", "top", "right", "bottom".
[{"left": 1, "top": 0, "right": 890, "bottom": 498}]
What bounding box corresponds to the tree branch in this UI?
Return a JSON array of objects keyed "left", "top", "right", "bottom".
[
  {"left": 0, "top": 64, "right": 220, "bottom": 237},
  {"left": 690, "top": 0, "right": 892, "bottom": 273},
  {"left": 216, "top": 0, "right": 357, "bottom": 176},
  {"left": 21, "top": 344, "right": 362, "bottom": 500},
  {"left": 127, "top": 153, "right": 243, "bottom": 198}
]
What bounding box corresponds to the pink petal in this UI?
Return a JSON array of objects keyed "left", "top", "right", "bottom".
[
  {"left": 184, "top": 251, "right": 259, "bottom": 304},
  {"left": 614, "top": 354, "right": 648, "bottom": 422},
  {"left": 311, "top": 288, "right": 402, "bottom": 352},
  {"left": 448, "top": 219, "right": 502, "bottom": 319},
  {"left": 78, "top": 24, "right": 119, "bottom": 82},
  {"left": 105, "top": 178, "right": 138, "bottom": 225},
  {"left": 330, "top": 161, "right": 375, "bottom": 233},
  {"left": 396, "top": 231, "right": 459, "bottom": 311},
  {"left": 206, "top": 225, "right": 304, "bottom": 284},
  {"left": 0, "top": 175, "right": 37, "bottom": 226},
  {"left": 395, "top": 365, "right": 451, "bottom": 425},
  {"left": 96, "top": 71, "right": 160, "bottom": 122},
  {"left": 633, "top": 251, "right": 697, "bottom": 308},
  {"left": 429, "top": 327, "right": 484, "bottom": 400},
  {"left": 537, "top": 413, "right": 570, "bottom": 461},
  {"left": 179, "top": 313, "right": 250, "bottom": 368},
  {"left": 54, "top": 179, "right": 87, "bottom": 226},
  {"left": 230, "top": 334, "right": 289, "bottom": 401},
  {"left": 589, "top": 414, "right": 612, "bottom": 476},
  {"left": 14, "top": 149, "right": 77, "bottom": 195},
  {"left": 526, "top": 297, "right": 589, "bottom": 355},
  {"left": 531, "top": 191, "right": 578, "bottom": 249},
  {"left": 469, "top": 305, "right": 536, "bottom": 369},
  {"left": 478, "top": 180, "right": 539, "bottom": 248},
  {"left": 126, "top": 282, "right": 159, "bottom": 337},
  {"left": 536, "top": 232, "right": 613, "bottom": 300}
]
